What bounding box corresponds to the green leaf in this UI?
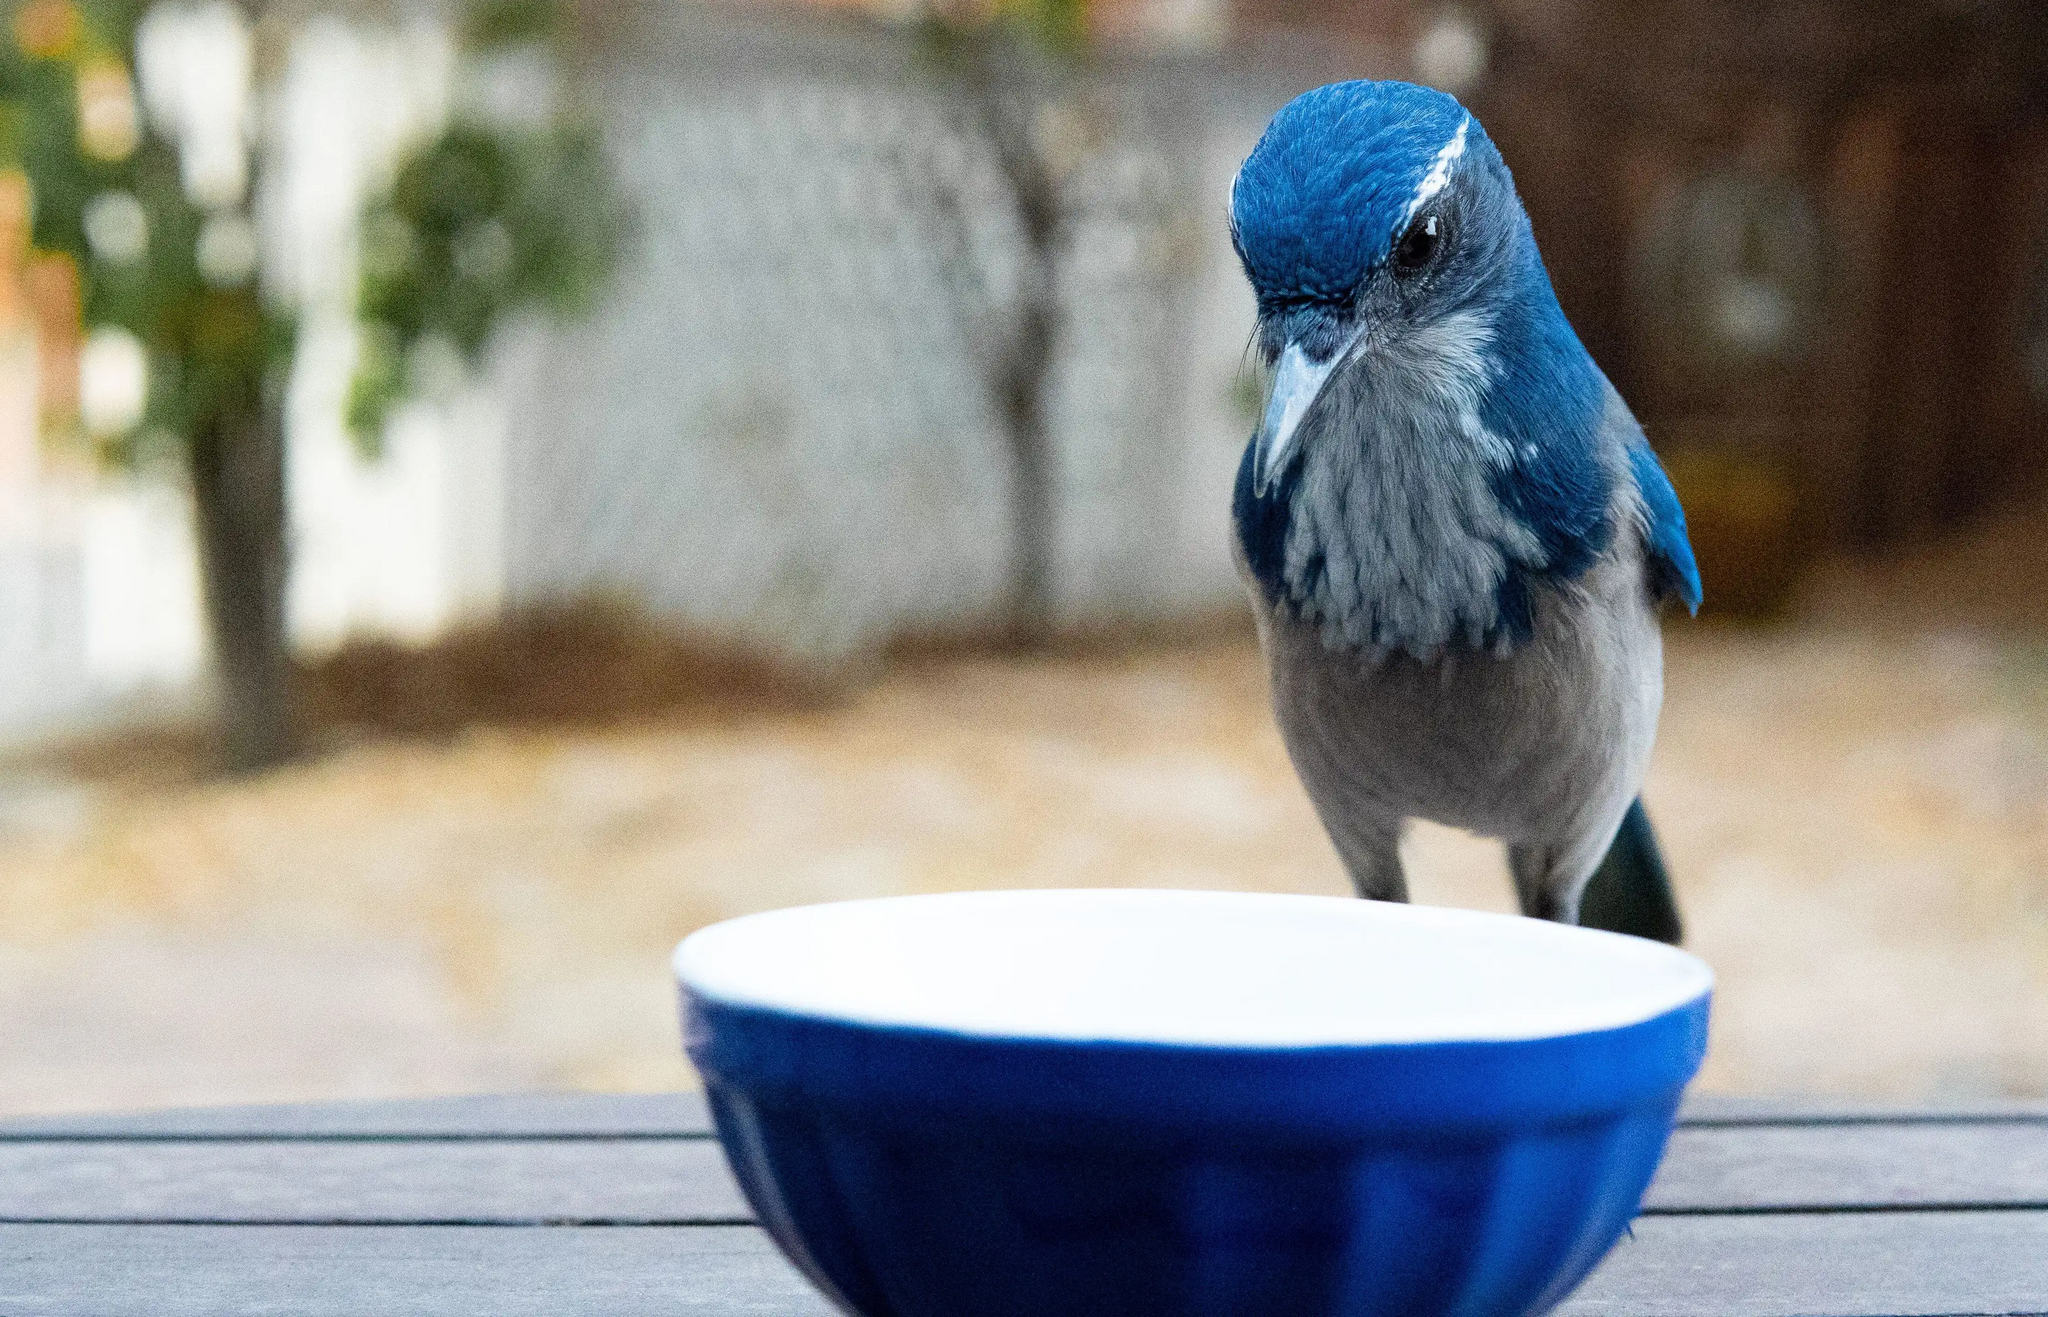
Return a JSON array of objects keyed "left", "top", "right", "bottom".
[
  {"left": 460, "top": 0, "right": 561, "bottom": 52},
  {"left": 346, "top": 320, "right": 403, "bottom": 457}
]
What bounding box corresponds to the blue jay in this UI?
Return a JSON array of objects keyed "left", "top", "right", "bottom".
[{"left": 1228, "top": 80, "right": 1700, "bottom": 940}]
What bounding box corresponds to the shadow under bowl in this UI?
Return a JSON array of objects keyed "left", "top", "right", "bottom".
[{"left": 677, "top": 890, "right": 1712, "bottom": 1317}]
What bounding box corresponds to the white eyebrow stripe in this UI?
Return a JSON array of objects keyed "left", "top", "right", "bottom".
[{"left": 1403, "top": 118, "right": 1469, "bottom": 226}]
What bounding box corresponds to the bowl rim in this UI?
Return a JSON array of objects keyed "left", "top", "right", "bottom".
[{"left": 675, "top": 889, "right": 1714, "bottom": 1051}]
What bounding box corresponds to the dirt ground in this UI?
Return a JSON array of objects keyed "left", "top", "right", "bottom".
[{"left": 5, "top": 605, "right": 2048, "bottom": 1117}]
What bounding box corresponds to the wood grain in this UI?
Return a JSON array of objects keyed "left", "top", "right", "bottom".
[
  {"left": 9, "top": 1106, "right": 2047, "bottom": 1223},
  {"left": 0, "top": 1139, "right": 749, "bottom": 1225},
  {"left": 1561, "top": 1209, "right": 2048, "bottom": 1317},
  {"left": 3, "top": 1213, "right": 2047, "bottom": 1317},
  {"left": 7, "top": 1094, "right": 2048, "bottom": 1316},
  {"left": 1648, "top": 1122, "right": 2048, "bottom": 1212},
  {"left": 0, "top": 1223, "right": 834, "bottom": 1317},
  {"left": 1677, "top": 1094, "right": 2048, "bottom": 1127},
  {"left": 0, "top": 1093, "right": 715, "bottom": 1141}
]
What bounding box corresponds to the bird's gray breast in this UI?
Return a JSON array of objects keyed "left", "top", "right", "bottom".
[
  {"left": 1273, "top": 315, "right": 1546, "bottom": 656},
  {"left": 1254, "top": 543, "right": 1663, "bottom": 848}
]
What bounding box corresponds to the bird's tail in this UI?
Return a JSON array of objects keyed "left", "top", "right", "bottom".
[{"left": 1578, "top": 798, "right": 1684, "bottom": 944}]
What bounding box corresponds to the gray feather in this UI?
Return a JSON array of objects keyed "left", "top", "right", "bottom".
[
  {"left": 1245, "top": 386, "right": 1664, "bottom": 920},
  {"left": 1279, "top": 309, "right": 1544, "bottom": 656}
]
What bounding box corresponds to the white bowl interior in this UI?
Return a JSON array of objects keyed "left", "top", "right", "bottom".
[{"left": 677, "top": 890, "right": 1713, "bottom": 1047}]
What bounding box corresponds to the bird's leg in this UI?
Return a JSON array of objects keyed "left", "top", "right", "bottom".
[
  {"left": 1510, "top": 829, "right": 1615, "bottom": 925},
  {"left": 1338, "top": 824, "right": 1410, "bottom": 904},
  {"left": 1508, "top": 843, "right": 1579, "bottom": 924}
]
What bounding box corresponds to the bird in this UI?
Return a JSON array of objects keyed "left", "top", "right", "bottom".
[{"left": 1227, "top": 79, "right": 1699, "bottom": 941}]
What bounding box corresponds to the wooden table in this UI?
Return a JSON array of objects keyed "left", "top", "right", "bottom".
[{"left": 2, "top": 1093, "right": 2044, "bottom": 1315}]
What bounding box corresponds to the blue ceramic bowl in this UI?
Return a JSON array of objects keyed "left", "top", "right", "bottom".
[{"left": 677, "top": 890, "right": 1712, "bottom": 1317}]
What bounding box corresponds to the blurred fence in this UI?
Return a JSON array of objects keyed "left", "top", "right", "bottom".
[{"left": 496, "top": 5, "right": 1290, "bottom": 658}]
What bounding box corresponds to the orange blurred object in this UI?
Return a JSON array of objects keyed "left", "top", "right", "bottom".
[
  {"left": 0, "top": 172, "right": 29, "bottom": 326},
  {"left": 0, "top": 172, "right": 34, "bottom": 505},
  {"left": 25, "top": 252, "right": 81, "bottom": 426},
  {"left": 12, "top": 0, "right": 81, "bottom": 58}
]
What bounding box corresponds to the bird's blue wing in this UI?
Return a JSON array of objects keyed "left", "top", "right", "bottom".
[{"left": 1626, "top": 443, "right": 1701, "bottom": 615}]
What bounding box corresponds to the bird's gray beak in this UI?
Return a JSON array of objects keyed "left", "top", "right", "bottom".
[{"left": 1252, "top": 341, "right": 1340, "bottom": 497}]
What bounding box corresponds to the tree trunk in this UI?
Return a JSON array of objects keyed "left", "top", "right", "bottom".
[
  {"left": 189, "top": 401, "right": 293, "bottom": 771},
  {"left": 997, "top": 264, "right": 1057, "bottom": 646},
  {"left": 958, "top": 46, "right": 1064, "bottom": 648}
]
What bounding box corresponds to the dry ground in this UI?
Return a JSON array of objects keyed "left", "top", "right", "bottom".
[{"left": 4, "top": 612, "right": 2048, "bottom": 1116}]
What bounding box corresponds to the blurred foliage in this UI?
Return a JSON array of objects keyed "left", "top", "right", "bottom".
[
  {"left": 4, "top": 0, "right": 622, "bottom": 458},
  {"left": 460, "top": 0, "right": 561, "bottom": 52},
  {"left": 1, "top": 0, "right": 287, "bottom": 461},
  {"left": 3, "top": 0, "right": 623, "bottom": 768},
  {"left": 921, "top": 0, "right": 1087, "bottom": 56},
  {"left": 910, "top": 0, "right": 1091, "bottom": 74},
  {"left": 1010, "top": 0, "right": 1086, "bottom": 53},
  {"left": 349, "top": 5, "right": 626, "bottom": 453}
]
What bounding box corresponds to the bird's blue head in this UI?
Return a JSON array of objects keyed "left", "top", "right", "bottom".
[{"left": 1230, "top": 81, "right": 1614, "bottom": 654}]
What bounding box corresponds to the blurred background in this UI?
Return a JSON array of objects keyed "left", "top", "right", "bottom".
[{"left": 1, "top": 0, "right": 2046, "bottom": 1115}]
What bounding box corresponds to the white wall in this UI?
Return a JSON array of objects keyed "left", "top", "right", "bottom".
[{"left": 276, "top": 15, "right": 493, "bottom": 654}]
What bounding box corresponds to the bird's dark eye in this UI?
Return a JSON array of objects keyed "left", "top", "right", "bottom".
[{"left": 1394, "top": 212, "right": 1442, "bottom": 274}]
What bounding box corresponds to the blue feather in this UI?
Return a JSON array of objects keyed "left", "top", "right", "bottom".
[
  {"left": 1627, "top": 443, "right": 1702, "bottom": 613},
  {"left": 1228, "top": 78, "right": 1654, "bottom": 653},
  {"left": 1225, "top": 77, "right": 1697, "bottom": 935},
  {"left": 1232, "top": 81, "right": 1471, "bottom": 308},
  {"left": 1233, "top": 435, "right": 1331, "bottom": 611},
  {"left": 1480, "top": 240, "right": 1614, "bottom": 616},
  {"left": 1233, "top": 436, "right": 1293, "bottom": 604}
]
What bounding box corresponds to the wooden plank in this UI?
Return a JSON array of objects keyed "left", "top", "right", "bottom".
[
  {"left": 0, "top": 1139, "right": 750, "bottom": 1225},
  {"left": 1562, "top": 1209, "right": 2048, "bottom": 1317},
  {"left": 9, "top": 1090, "right": 2040, "bottom": 1141},
  {"left": 7, "top": 1111, "right": 2048, "bottom": 1224},
  {"left": 0, "top": 1093, "right": 715, "bottom": 1141},
  {"left": 1679, "top": 1094, "right": 2048, "bottom": 1127},
  {"left": 0, "top": 1224, "right": 834, "bottom": 1317},
  {"left": 3, "top": 1213, "right": 2046, "bottom": 1317},
  {"left": 1647, "top": 1122, "right": 2048, "bottom": 1212}
]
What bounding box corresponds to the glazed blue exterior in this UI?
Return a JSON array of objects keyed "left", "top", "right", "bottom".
[{"left": 683, "top": 987, "right": 1710, "bottom": 1317}]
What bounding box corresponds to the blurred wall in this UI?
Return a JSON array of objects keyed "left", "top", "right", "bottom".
[{"left": 494, "top": 5, "right": 1312, "bottom": 658}]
